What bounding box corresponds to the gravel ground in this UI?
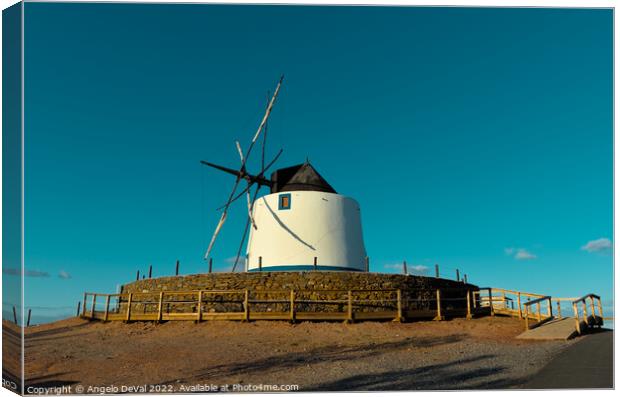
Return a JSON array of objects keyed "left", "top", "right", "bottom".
[{"left": 19, "top": 316, "right": 576, "bottom": 392}]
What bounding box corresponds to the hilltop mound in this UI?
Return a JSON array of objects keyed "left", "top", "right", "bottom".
[{"left": 19, "top": 316, "right": 575, "bottom": 391}]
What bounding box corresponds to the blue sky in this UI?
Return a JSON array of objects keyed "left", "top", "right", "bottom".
[{"left": 7, "top": 4, "right": 614, "bottom": 323}]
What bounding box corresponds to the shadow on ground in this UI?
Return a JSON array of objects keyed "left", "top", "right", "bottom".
[
  {"left": 157, "top": 332, "right": 528, "bottom": 391},
  {"left": 312, "top": 355, "right": 526, "bottom": 390}
]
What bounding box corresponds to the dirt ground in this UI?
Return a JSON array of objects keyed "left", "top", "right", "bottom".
[{"left": 16, "top": 316, "right": 575, "bottom": 392}]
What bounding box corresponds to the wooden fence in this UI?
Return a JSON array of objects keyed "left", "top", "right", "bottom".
[
  {"left": 475, "top": 287, "right": 604, "bottom": 331},
  {"left": 81, "top": 287, "right": 489, "bottom": 323},
  {"left": 571, "top": 294, "right": 604, "bottom": 335}
]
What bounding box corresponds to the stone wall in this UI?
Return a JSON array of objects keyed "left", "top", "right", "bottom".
[{"left": 118, "top": 272, "right": 478, "bottom": 316}]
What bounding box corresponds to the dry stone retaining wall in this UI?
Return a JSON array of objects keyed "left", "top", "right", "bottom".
[{"left": 118, "top": 272, "right": 478, "bottom": 316}]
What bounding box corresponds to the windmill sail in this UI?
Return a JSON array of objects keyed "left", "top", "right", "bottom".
[{"left": 202, "top": 76, "right": 285, "bottom": 262}]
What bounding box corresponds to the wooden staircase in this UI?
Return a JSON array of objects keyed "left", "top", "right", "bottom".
[{"left": 477, "top": 288, "right": 604, "bottom": 339}]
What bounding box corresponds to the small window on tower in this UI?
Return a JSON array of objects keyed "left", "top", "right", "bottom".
[{"left": 278, "top": 193, "right": 291, "bottom": 210}]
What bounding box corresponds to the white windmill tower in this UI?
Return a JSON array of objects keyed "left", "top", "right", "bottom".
[{"left": 201, "top": 76, "right": 367, "bottom": 272}]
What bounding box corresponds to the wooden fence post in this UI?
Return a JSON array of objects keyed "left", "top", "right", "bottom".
[
  {"left": 435, "top": 264, "right": 439, "bottom": 278},
  {"left": 433, "top": 289, "right": 443, "bottom": 321},
  {"left": 208, "top": 258, "right": 213, "bottom": 273},
  {"left": 175, "top": 260, "right": 180, "bottom": 276},
  {"left": 403, "top": 261, "right": 407, "bottom": 275},
  {"left": 456, "top": 269, "right": 460, "bottom": 281},
  {"left": 157, "top": 292, "right": 164, "bottom": 323},
  {"left": 77, "top": 301, "right": 81, "bottom": 317},
  {"left": 259, "top": 256, "right": 262, "bottom": 272},
  {"left": 466, "top": 290, "right": 472, "bottom": 319},
  {"left": 556, "top": 301, "right": 562, "bottom": 319},
  {"left": 488, "top": 289, "right": 494, "bottom": 316},
  {"left": 597, "top": 297, "right": 603, "bottom": 318},
  {"left": 148, "top": 265, "right": 153, "bottom": 279},
  {"left": 136, "top": 270, "right": 140, "bottom": 281},
  {"left": 104, "top": 295, "right": 111, "bottom": 321},
  {"left": 12, "top": 306, "right": 17, "bottom": 324},
  {"left": 547, "top": 297, "right": 552, "bottom": 317},
  {"left": 27, "top": 309, "right": 31, "bottom": 327},
  {"left": 573, "top": 302, "right": 581, "bottom": 335},
  {"left": 126, "top": 293, "right": 133, "bottom": 322},
  {"left": 536, "top": 301, "right": 541, "bottom": 322},
  {"left": 313, "top": 257, "right": 317, "bottom": 271},
  {"left": 395, "top": 289, "right": 403, "bottom": 322},
  {"left": 91, "top": 294, "right": 97, "bottom": 318},
  {"left": 463, "top": 274, "right": 467, "bottom": 284},
  {"left": 347, "top": 290, "right": 353, "bottom": 323},
  {"left": 517, "top": 292, "right": 522, "bottom": 319},
  {"left": 589, "top": 297, "right": 595, "bottom": 319},
  {"left": 244, "top": 290, "right": 250, "bottom": 321},
  {"left": 582, "top": 301, "right": 588, "bottom": 325},
  {"left": 196, "top": 291, "right": 202, "bottom": 322},
  {"left": 290, "top": 290, "right": 296, "bottom": 323},
  {"left": 524, "top": 305, "right": 529, "bottom": 330},
  {"left": 82, "top": 292, "right": 87, "bottom": 316}
]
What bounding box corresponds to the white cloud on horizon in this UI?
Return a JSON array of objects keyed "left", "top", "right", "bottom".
[
  {"left": 383, "top": 263, "right": 429, "bottom": 274},
  {"left": 514, "top": 249, "right": 537, "bottom": 260},
  {"left": 410, "top": 265, "right": 429, "bottom": 274},
  {"left": 505, "top": 246, "right": 537, "bottom": 260},
  {"left": 581, "top": 238, "right": 612, "bottom": 253},
  {"left": 58, "top": 270, "right": 72, "bottom": 279}
]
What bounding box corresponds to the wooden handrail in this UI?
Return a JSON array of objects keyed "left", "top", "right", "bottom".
[
  {"left": 523, "top": 295, "right": 552, "bottom": 307},
  {"left": 569, "top": 293, "right": 603, "bottom": 335},
  {"left": 482, "top": 287, "right": 546, "bottom": 298},
  {"left": 572, "top": 293, "right": 601, "bottom": 304}
]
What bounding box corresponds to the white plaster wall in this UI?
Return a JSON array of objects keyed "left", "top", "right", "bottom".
[{"left": 246, "top": 191, "right": 367, "bottom": 271}]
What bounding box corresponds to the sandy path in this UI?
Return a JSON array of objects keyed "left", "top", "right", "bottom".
[{"left": 22, "top": 316, "right": 575, "bottom": 392}]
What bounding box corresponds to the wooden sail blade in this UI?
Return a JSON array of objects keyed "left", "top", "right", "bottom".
[
  {"left": 204, "top": 211, "right": 228, "bottom": 260},
  {"left": 238, "top": 76, "right": 284, "bottom": 171},
  {"left": 246, "top": 184, "right": 257, "bottom": 230},
  {"left": 203, "top": 76, "right": 284, "bottom": 261},
  {"left": 235, "top": 141, "right": 244, "bottom": 163},
  {"left": 200, "top": 161, "right": 243, "bottom": 178},
  {"left": 232, "top": 183, "right": 262, "bottom": 272},
  {"left": 215, "top": 148, "right": 282, "bottom": 210}
]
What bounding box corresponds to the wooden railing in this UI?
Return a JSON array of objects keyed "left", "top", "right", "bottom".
[
  {"left": 571, "top": 294, "right": 604, "bottom": 335},
  {"left": 523, "top": 295, "right": 553, "bottom": 330},
  {"left": 472, "top": 288, "right": 605, "bottom": 333},
  {"left": 474, "top": 287, "right": 547, "bottom": 321},
  {"left": 81, "top": 287, "right": 487, "bottom": 323},
  {"left": 549, "top": 297, "right": 579, "bottom": 320}
]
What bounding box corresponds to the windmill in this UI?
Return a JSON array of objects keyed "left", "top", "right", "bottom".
[
  {"left": 202, "top": 76, "right": 368, "bottom": 273},
  {"left": 201, "top": 75, "right": 285, "bottom": 271}
]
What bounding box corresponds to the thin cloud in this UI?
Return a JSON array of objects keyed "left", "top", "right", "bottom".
[
  {"left": 581, "top": 238, "right": 612, "bottom": 253},
  {"left": 409, "top": 265, "right": 429, "bottom": 274},
  {"left": 505, "top": 247, "right": 537, "bottom": 260},
  {"left": 514, "top": 249, "right": 537, "bottom": 260},
  {"left": 384, "top": 263, "right": 428, "bottom": 274},
  {"left": 58, "top": 270, "right": 72, "bottom": 280},
  {"left": 384, "top": 263, "right": 405, "bottom": 269},
  {"left": 2, "top": 268, "right": 50, "bottom": 277}
]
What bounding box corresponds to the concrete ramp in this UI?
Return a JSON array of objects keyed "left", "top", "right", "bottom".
[{"left": 517, "top": 317, "right": 580, "bottom": 340}]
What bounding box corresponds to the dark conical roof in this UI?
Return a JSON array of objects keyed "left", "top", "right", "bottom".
[{"left": 270, "top": 161, "right": 337, "bottom": 193}]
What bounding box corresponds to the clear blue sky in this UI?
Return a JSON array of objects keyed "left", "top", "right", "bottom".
[{"left": 12, "top": 3, "right": 614, "bottom": 323}]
